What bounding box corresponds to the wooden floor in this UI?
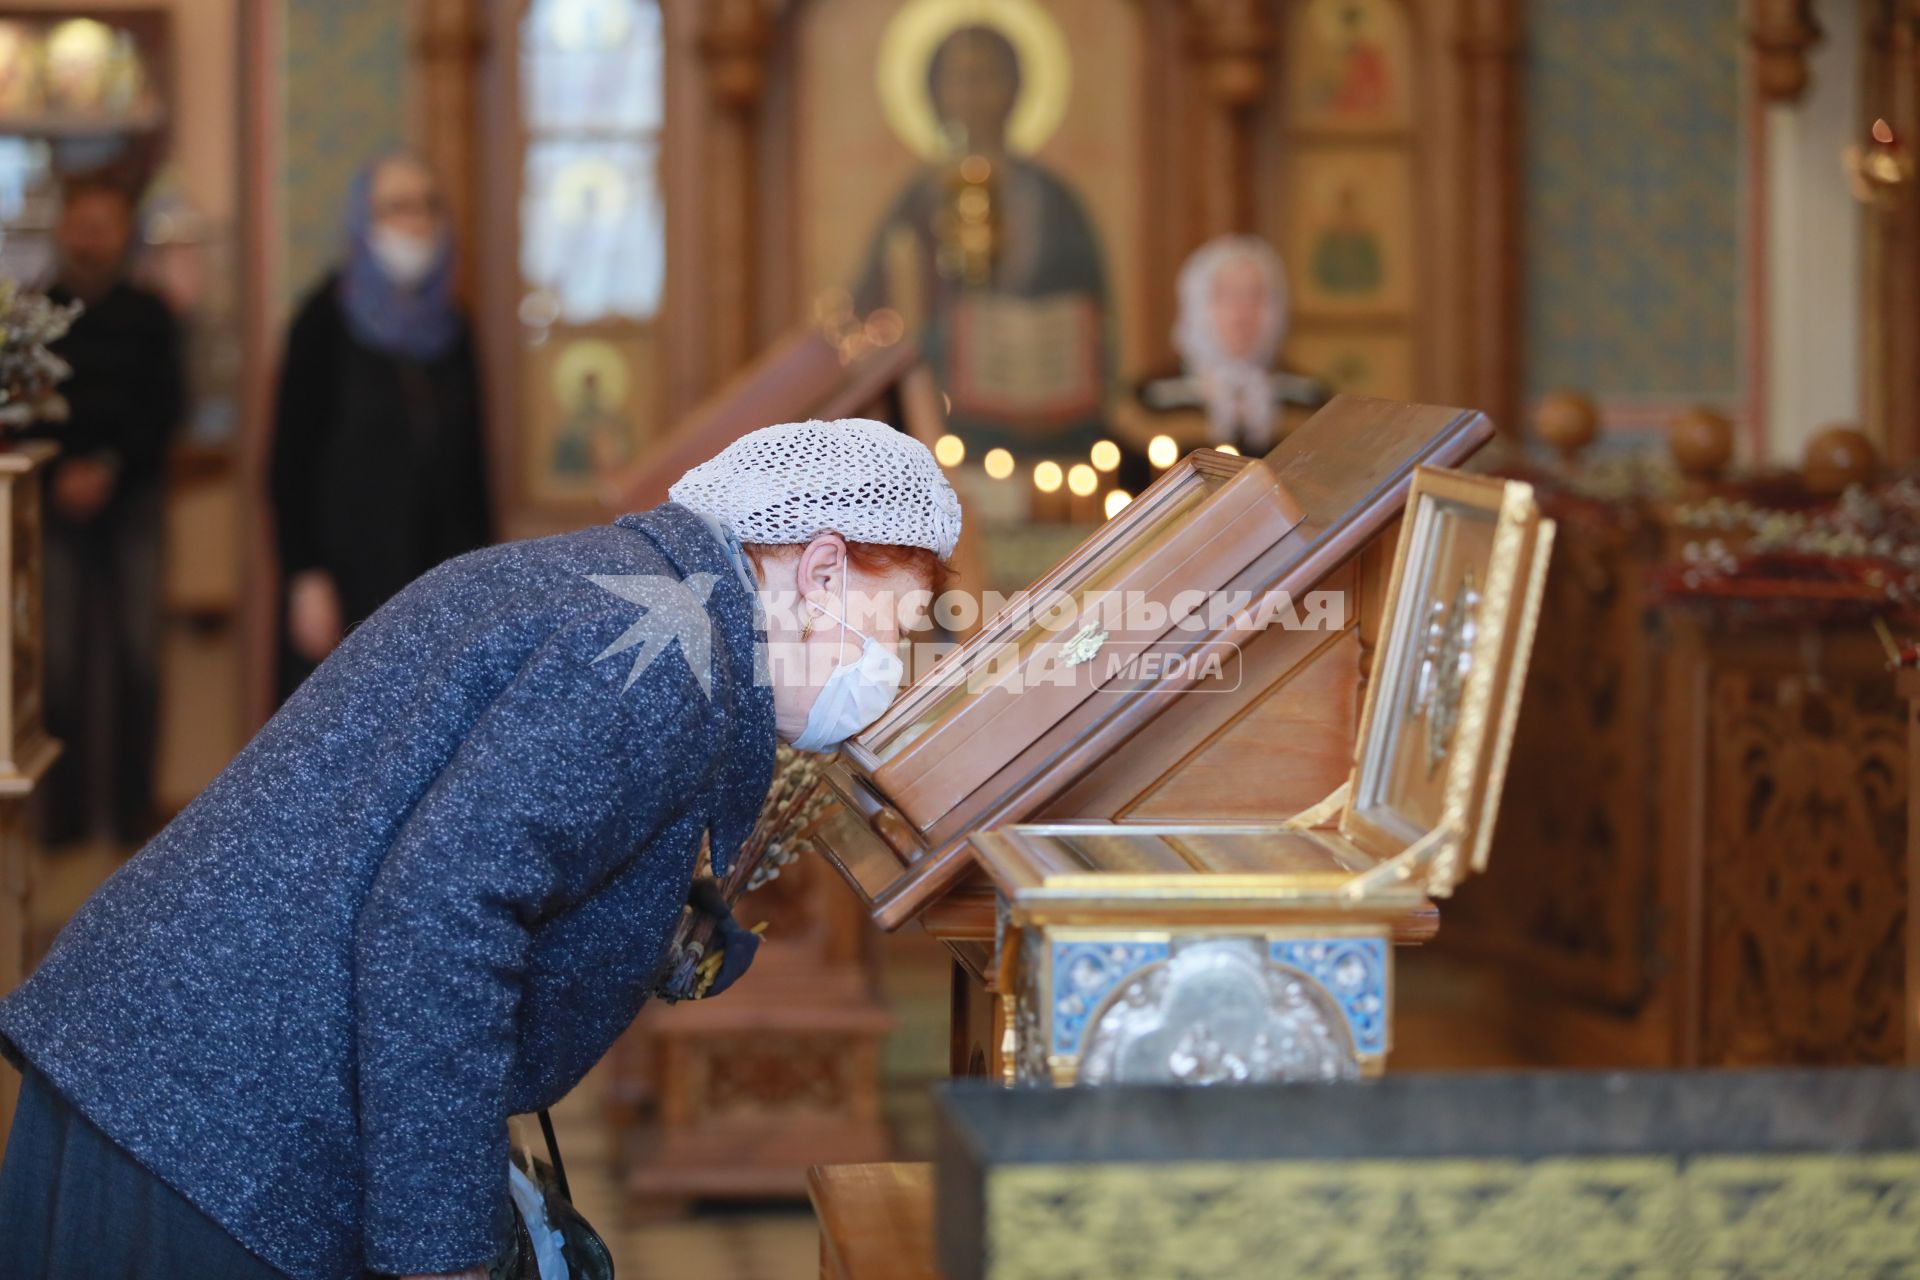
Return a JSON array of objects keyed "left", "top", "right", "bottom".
[
  {"left": 547, "top": 1064, "right": 820, "bottom": 1280},
  {"left": 548, "top": 922, "right": 953, "bottom": 1280}
]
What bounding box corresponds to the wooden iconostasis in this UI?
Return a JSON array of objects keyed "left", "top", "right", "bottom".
[{"left": 427, "top": 0, "right": 1521, "bottom": 539}]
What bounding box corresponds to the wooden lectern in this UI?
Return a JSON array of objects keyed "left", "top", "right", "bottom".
[
  {"left": 971, "top": 470, "right": 1555, "bottom": 1083},
  {"left": 806, "top": 396, "right": 1494, "bottom": 1077},
  {"left": 803, "top": 459, "right": 1548, "bottom": 1278},
  {"left": 0, "top": 441, "right": 58, "bottom": 1152}
]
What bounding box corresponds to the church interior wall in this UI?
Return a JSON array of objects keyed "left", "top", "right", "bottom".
[
  {"left": 278, "top": 0, "right": 409, "bottom": 315},
  {"left": 1521, "top": 0, "right": 1748, "bottom": 448},
  {"left": 1, "top": 3, "right": 1916, "bottom": 1274},
  {"left": 1763, "top": 0, "right": 1865, "bottom": 463}
]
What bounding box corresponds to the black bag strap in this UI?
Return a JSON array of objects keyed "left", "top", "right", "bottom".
[{"left": 537, "top": 1108, "right": 572, "bottom": 1204}]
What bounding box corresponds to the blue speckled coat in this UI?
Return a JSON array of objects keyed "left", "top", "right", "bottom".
[{"left": 0, "top": 504, "right": 776, "bottom": 1280}]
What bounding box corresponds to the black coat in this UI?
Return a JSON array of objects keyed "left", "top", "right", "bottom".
[
  {"left": 268, "top": 276, "right": 493, "bottom": 659},
  {"left": 30, "top": 279, "right": 185, "bottom": 512}
]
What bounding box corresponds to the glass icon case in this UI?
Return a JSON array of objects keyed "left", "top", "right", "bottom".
[{"left": 969, "top": 468, "right": 1557, "bottom": 1084}]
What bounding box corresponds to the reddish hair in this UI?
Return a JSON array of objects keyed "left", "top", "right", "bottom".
[
  {"left": 846, "top": 542, "right": 955, "bottom": 595},
  {"left": 743, "top": 539, "right": 954, "bottom": 595}
]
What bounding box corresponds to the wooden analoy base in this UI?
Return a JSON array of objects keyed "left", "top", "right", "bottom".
[
  {"left": 619, "top": 987, "right": 895, "bottom": 1212},
  {"left": 807, "top": 1162, "right": 936, "bottom": 1280}
]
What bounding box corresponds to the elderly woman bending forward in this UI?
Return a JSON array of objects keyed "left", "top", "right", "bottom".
[{"left": 0, "top": 419, "right": 961, "bottom": 1280}]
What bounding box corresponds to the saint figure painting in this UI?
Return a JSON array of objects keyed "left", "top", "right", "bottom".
[{"left": 856, "top": 0, "right": 1112, "bottom": 455}]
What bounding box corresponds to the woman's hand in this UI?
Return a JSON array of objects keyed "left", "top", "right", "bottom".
[
  {"left": 687, "top": 878, "right": 761, "bottom": 996},
  {"left": 288, "top": 569, "right": 344, "bottom": 662}
]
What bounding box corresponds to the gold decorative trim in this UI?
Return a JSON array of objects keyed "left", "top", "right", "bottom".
[
  {"left": 1282, "top": 779, "right": 1351, "bottom": 830},
  {"left": 983, "top": 1153, "right": 1920, "bottom": 1278},
  {"left": 1343, "top": 469, "right": 1545, "bottom": 896}
]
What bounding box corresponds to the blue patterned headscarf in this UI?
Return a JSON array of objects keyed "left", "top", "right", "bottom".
[{"left": 337, "top": 155, "right": 462, "bottom": 361}]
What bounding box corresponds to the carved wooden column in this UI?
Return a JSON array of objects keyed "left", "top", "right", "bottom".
[
  {"left": 701, "top": 0, "right": 773, "bottom": 380},
  {"left": 1904, "top": 667, "right": 1920, "bottom": 1062},
  {"left": 0, "top": 443, "right": 58, "bottom": 1157},
  {"left": 409, "top": 0, "right": 488, "bottom": 299},
  {"left": 1863, "top": 0, "right": 1920, "bottom": 467},
  {"left": 1187, "top": 0, "right": 1273, "bottom": 236},
  {"left": 1749, "top": 0, "right": 1822, "bottom": 104},
  {"left": 1455, "top": 0, "right": 1524, "bottom": 437}
]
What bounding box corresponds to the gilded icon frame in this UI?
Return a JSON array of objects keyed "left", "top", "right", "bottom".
[{"left": 1341, "top": 466, "right": 1553, "bottom": 894}]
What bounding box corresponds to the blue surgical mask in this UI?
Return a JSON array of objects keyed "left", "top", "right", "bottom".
[{"left": 791, "top": 577, "right": 905, "bottom": 753}]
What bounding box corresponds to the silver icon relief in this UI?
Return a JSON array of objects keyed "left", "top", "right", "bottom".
[{"left": 1076, "top": 938, "right": 1360, "bottom": 1086}]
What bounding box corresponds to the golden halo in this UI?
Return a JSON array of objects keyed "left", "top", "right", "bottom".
[
  {"left": 553, "top": 339, "right": 630, "bottom": 410},
  {"left": 543, "top": 0, "right": 635, "bottom": 52},
  {"left": 876, "top": 0, "right": 1071, "bottom": 161},
  {"left": 550, "top": 157, "right": 629, "bottom": 223}
]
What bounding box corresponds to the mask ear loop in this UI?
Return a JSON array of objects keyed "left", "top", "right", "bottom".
[{"left": 836, "top": 550, "right": 856, "bottom": 665}]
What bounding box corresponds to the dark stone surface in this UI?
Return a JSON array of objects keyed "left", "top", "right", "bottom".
[
  {"left": 935, "top": 1069, "right": 1920, "bottom": 1279},
  {"left": 938, "top": 1068, "right": 1920, "bottom": 1166}
]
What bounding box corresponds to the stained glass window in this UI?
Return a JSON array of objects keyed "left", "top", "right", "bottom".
[{"left": 518, "top": 0, "right": 664, "bottom": 327}]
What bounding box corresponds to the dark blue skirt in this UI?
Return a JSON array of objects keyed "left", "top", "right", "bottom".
[{"left": 0, "top": 1060, "right": 289, "bottom": 1279}]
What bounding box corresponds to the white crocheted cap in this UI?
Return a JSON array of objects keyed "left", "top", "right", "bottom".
[{"left": 668, "top": 417, "right": 963, "bottom": 559}]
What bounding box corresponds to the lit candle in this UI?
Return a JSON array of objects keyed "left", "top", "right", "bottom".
[
  {"left": 1032, "top": 460, "right": 1068, "bottom": 522},
  {"left": 1066, "top": 464, "right": 1100, "bottom": 521}
]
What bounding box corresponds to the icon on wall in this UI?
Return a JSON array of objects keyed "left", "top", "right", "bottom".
[
  {"left": 0, "top": 14, "right": 157, "bottom": 122},
  {"left": 1288, "top": 0, "right": 1412, "bottom": 132},
  {"left": 857, "top": 0, "right": 1111, "bottom": 453},
  {"left": 1310, "top": 183, "right": 1383, "bottom": 298},
  {"left": 1286, "top": 151, "right": 1412, "bottom": 316},
  {"left": 526, "top": 331, "right": 653, "bottom": 504}
]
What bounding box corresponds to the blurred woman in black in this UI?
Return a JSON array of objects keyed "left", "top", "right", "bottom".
[{"left": 269, "top": 153, "right": 492, "bottom": 701}]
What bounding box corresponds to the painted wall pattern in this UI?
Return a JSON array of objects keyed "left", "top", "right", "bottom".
[
  {"left": 280, "top": 0, "right": 408, "bottom": 312},
  {"left": 1524, "top": 0, "right": 1743, "bottom": 402}
]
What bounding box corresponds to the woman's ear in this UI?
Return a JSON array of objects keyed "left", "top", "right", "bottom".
[{"left": 794, "top": 532, "right": 848, "bottom": 602}]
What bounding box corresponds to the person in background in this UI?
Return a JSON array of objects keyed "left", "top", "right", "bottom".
[
  {"left": 269, "top": 152, "right": 492, "bottom": 702},
  {"left": 32, "top": 175, "right": 185, "bottom": 848}
]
